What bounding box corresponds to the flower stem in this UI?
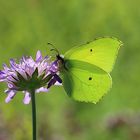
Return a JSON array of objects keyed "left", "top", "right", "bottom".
[{"left": 31, "top": 90, "right": 36, "bottom": 140}]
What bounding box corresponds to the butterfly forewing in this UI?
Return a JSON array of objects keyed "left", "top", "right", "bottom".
[{"left": 64, "top": 37, "right": 122, "bottom": 73}]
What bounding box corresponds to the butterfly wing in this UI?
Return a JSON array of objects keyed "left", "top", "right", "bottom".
[
  {"left": 61, "top": 60, "right": 112, "bottom": 103},
  {"left": 64, "top": 37, "right": 122, "bottom": 73}
]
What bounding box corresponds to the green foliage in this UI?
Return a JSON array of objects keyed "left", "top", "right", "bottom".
[{"left": 0, "top": 0, "right": 140, "bottom": 140}]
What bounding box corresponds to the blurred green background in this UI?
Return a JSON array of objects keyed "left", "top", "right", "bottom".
[{"left": 0, "top": 0, "right": 140, "bottom": 140}]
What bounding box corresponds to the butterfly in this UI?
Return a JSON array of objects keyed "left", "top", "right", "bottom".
[{"left": 56, "top": 37, "right": 122, "bottom": 103}]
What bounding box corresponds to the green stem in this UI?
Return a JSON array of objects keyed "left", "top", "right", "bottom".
[{"left": 31, "top": 90, "right": 36, "bottom": 140}]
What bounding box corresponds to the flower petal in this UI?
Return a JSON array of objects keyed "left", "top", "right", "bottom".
[
  {"left": 17, "top": 69, "right": 27, "bottom": 80},
  {"left": 25, "top": 65, "right": 34, "bottom": 76},
  {"left": 47, "top": 78, "right": 56, "bottom": 88},
  {"left": 54, "top": 74, "right": 62, "bottom": 83},
  {"left": 23, "top": 91, "right": 31, "bottom": 104},
  {"left": 10, "top": 59, "right": 17, "bottom": 70},
  {"left": 54, "top": 81, "right": 62, "bottom": 86},
  {"left": 36, "top": 50, "right": 42, "bottom": 62},
  {"left": 50, "top": 61, "right": 58, "bottom": 73},
  {"left": 8, "top": 83, "right": 16, "bottom": 88},
  {"left": 0, "top": 70, "right": 6, "bottom": 82},
  {"left": 5, "top": 90, "right": 16, "bottom": 103},
  {"left": 3, "top": 64, "right": 10, "bottom": 72},
  {"left": 36, "top": 87, "right": 49, "bottom": 93},
  {"left": 0, "top": 70, "right": 5, "bottom": 75}
]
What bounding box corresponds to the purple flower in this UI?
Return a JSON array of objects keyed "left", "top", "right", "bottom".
[{"left": 0, "top": 50, "right": 62, "bottom": 104}]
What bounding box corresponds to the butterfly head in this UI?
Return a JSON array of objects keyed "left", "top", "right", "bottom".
[
  {"left": 56, "top": 54, "right": 66, "bottom": 71},
  {"left": 48, "top": 43, "right": 66, "bottom": 70}
]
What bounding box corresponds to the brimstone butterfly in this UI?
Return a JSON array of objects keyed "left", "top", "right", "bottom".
[{"left": 56, "top": 37, "right": 122, "bottom": 103}]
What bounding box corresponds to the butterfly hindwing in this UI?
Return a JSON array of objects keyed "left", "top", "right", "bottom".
[
  {"left": 61, "top": 60, "right": 112, "bottom": 103},
  {"left": 64, "top": 37, "right": 122, "bottom": 73}
]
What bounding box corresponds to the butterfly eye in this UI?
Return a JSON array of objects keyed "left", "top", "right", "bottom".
[{"left": 89, "top": 77, "right": 92, "bottom": 80}]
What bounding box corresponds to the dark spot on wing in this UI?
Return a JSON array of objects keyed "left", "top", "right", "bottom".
[
  {"left": 90, "top": 49, "right": 93, "bottom": 52},
  {"left": 89, "top": 77, "right": 92, "bottom": 80}
]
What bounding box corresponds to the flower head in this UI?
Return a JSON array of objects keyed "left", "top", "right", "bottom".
[{"left": 0, "top": 50, "right": 62, "bottom": 104}]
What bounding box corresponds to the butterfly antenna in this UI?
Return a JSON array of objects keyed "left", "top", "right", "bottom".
[{"left": 47, "top": 42, "right": 60, "bottom": 55}]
